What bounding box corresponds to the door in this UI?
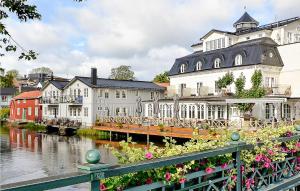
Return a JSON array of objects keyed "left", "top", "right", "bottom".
[{"left": 22, "top": 108, "right": 27, "bottom": 120}]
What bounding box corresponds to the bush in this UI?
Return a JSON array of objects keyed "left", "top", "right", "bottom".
[
  {"left": 0, "top": 108, "right": 10, "bottom": 119},
  {"left": 24, "top": 122, "right": 46, "bottom": 131},
  {"left": 77, "top": 128, "right": 109, "bottom": 139}
]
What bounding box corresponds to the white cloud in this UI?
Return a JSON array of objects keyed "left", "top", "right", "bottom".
[{"left": 1, "top": 0, "right": 298, "bottom": 81}]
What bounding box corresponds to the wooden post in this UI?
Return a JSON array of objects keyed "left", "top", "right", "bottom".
[
  {"left": 127, "top": 132, "right": 129, "bottom": 142},
  {"left": 147, "top": 134, "right": 149, "bottom": 146},
  {"left": 109, "top": 131, "right": 112, "bottom": 142}
]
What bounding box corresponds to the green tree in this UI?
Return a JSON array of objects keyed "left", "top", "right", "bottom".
[
  {"left": 216, "top": 72, "right": 234, "bottom": 89},
  {"left": 6, "top": 69, "right": 19, "bottom": 78},
  {"left": 109, "top": 65, "right": 135, "bottom": 80},
  {"left": 0, "top": 108, "right": 10, "bottom": 119},
  {"left": 0, "top": 0, "right": 41, "bottom": 60},
  {"left": 30, "top": 67, "right": 53, "bottom": 75},
  {"left": 0, "top": 73, "right": 14, "bottom": 87},
  {"left": 153, "top": 71, "right": 170, "bottom": 83}
]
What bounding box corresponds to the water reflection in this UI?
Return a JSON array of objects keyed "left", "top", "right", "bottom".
[{"left": 0, "top": 128, "right": 118, "bottom": 190}]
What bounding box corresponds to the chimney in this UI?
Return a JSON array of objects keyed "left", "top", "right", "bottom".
[
  {"left": 91, "top": 68, "right": 97, "bottom": 85},
  {"left": 50, "top": 72, "right": 54, "bottom": 81}
]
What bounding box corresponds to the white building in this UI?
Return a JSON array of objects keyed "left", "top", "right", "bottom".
[
  {"left": 41, "top": 68, "right": 165, "bottom": 126},
  {"left": 144, "top": 12, "right": 300, "bottom": 122}
]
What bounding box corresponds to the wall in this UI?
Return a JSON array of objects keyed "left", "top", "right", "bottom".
[
  {"left": 278, "top": 42, "right": 300, "bottom": 97},
  {"left": 10, "top": 98, "right": 42, "bottom": 122}
]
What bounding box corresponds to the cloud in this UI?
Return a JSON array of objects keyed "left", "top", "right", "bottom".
[{"left": 1, "top": 0, "right": 298, "bottom": 81}]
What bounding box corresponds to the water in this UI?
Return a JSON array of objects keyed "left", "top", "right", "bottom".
[{"left": 0, "top": 127, "right": 120, "bottom": 190}]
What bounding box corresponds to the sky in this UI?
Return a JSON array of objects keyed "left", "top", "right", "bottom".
[{"left": 1, "top": 0, "right": 300, "bottom": 80}]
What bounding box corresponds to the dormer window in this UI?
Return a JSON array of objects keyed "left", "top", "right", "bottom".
[
  {"left": 196, "top": 61, "right": 202, "bottom": 71},
  {"left": 234, "top": 54, "right": 243, "bottom": 66},
  {"left": 214, "top": 58, "right": 221, "bottom": 68},
  {"left": 180, "top": 64, "right": 186, "bottom": 73}
]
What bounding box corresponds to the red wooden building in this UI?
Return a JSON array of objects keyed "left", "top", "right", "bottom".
[{"left": 10, "top": 90, "right": 42, "bottom": 122}]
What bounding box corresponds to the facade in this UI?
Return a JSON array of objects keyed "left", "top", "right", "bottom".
[
  {"left": 41, "top": 68, "right": 165, "bottom": 126},
  {"left": 0, "top": 88, "right": 17, "bottom": 108},
  {"left": 9, "top": 90, "right": 42, "bottom": 122},
  {"left": 144, "top": 12, "right": 300, "bottom": 122}
]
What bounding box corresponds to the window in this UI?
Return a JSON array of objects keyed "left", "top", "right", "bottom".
[
  {"left": 115, "top": 108, "right": 120, "bottom": 116},
  {"left": 215, "top": 81, "right": 220, "bottom": 93},
  {"left": 84, "top": 107, "right": 88, "bottom": 117},
  {"left": 23, "top": 99, "right": 26, "bottom": 103},
  {"left": 74, "top": 89, "right": 77, "bottom": 97},
  {"left": 73, "top": 109, "right": 76, "bottom": 117},
  {"left": 18, "top": 100, "right": 20, "bottom": 104},
  {"left": 35, "top": 107, "right": 38, "bottom": 117},
  {"left": 228, "top": 38, "right": 232, "bottom": 46},
  {"left": 122, "top": 90, "right": 126, "bottom": 98},
  {"left": 217, "top": 106, "right": 224, "bottom": 119},
  {"left": 287, "top": 32, "right": 292, "bottom": 43},
  {"left": 208, "top": 106, "right": 215, "bottom": 120},
  {"left": 2, "top": 96, "right": 7, "bottom": 102},
  {"left": 17, "top": 108, "right": 20, "bottom": 115},
  {"left": 264, "top": 77, "right": 275, "bottom": 88},
  {"left": 214, "top": 58, "right": 221, "bottom": 68},
  {"left": 78, "top": 108, "right": 81, "bottom": 116},
  {"left": 104, "top": 90, "right": 109, "bottom": 98},
  {"left": 189, "top": 105, "right": 195, "bottom": 119},
  {"left": 135, "top": 90, "right": 139, "bottom": 96},
  {"left": 78, "top": 89, "right": 81, "bottom": 96},
  {"left": 197, "top": 82, "right": 203, "bottom": 95},
  {"left": 84, "top": 88, "right": 88, "bottom": 97},
  {"left": 123, "top": 108, "right": 127, "bottom": 116},
  {"left": 180, "top": 105, "right": 187, "bottom": 118},
  {"left": 98, "top": 90, "right": 103, "bottom": 98},
  {"left": 196, "top": 61, "right": 202, "bottom": 71},
  {"left": 234, "top": 54, "right": 243, "bottom": 66},
  {"left": 44, "top": 107, "right": 47, "bottom": 115},
  {"left": 70, "top": 108, "right": 72, "bottom": 116},
  {"left": 283, "top": 104, "right": 291, "bottom": 119},
  {"left": 265, "top": 103, "right": 270, "bottom": 119},
  {"left": 28, "top": 107, "right": 32, "bottom": 116},
  {"left": 116, "top": 90, "right": 120, "bottom": 98},
  {"left": 148, "top": 104, "right": 153, "bottom": 117},
  {"left": 205, "top": 38, "right": 225, "bottom": 51},
  {"left": 150, "top": 92, "right": 154, "bottom": 100},
  {"left": 180, "top": 64, "right": 186, "bottom": 73}
]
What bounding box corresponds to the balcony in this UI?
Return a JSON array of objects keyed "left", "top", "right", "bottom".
[
  {"left": 265, "top": 84, "right": 291, "bottom": 96},
  {"left": 42, "top": 95, "right": 83, "bottom": 104}
]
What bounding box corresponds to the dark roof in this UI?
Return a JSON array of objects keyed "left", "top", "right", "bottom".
[
  {"left": 51, "top": 80, "right": 69, "bottom": 90},
  {"left": 70, "top": 77, "right": 165, "bottom": 91},
  {"left": 169, "top": 37, "right": 283, "bottom": 76},
  {"left": 0, "top": 88, "right": 17, "bottom": 95},
  {"left": 234, "top": 12, "right": 259, "bottom": 26}
]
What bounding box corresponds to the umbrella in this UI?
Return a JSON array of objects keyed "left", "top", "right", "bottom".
[
  {"left": 136, "top": 96, "right": 143, "bottom": 117},
  {"left": 173, "top": 94, "right": 180, "bottom": 119}
]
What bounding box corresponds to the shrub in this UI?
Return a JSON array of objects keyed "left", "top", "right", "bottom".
[
  {"left": 0, "top": 108, "right": 10, "bottom": 119},
  {"left": 24, "top": 122, "right": 46, "bottom": 131}
]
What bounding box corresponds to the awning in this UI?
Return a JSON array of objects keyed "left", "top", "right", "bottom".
[{"left": 225, "top": 98, "right": 287, "bottom": 104}]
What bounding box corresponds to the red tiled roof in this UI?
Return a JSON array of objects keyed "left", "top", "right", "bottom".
[{"left": 13, "top": 90, "right": 41, "bottom": 100}]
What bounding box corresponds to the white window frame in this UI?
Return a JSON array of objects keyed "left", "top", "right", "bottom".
[
  {"left": 28, "top": 107, "right": 32, "bottom": 116},
  {"left": 116, "top": 90, "right": 120, "bottom": 98},
  {"left": 180, "top": 64, "right": 185, "bottom": 73},
  {"left": 234, "top": 54, "right": 243, "bottom": 66},
  {"left": 214, "top": 58, "right": 221, "bottom": 68},
  {"left": 196, "top": 61, "right": 202, "bottom": 71},
  {"left": 121, "top": 90, "right": 126, "bottom": 98}
]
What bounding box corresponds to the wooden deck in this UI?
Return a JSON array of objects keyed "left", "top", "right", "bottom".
[{"left": 93, "top": 124, "right": 212, "bottom": 139}]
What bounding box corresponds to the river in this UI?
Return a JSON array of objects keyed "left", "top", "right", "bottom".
[{"left": 0, "top": 126, "right": 122, "bottom": 190}]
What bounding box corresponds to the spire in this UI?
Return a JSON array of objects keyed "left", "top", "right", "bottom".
[{"left": 233, "top": 12, "right": 259, "bottom": 31}]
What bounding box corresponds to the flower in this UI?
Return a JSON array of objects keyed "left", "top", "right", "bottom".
[
  {"left": 296, "top": 142, "right": 300, "bottom": 148},
  {"left": 267, "top": 150, "right": 274, "bottom": 155},
  {"left": 221, "top": 163, "right": 228, "bottom": 169},
  {"left": 205, "top": 167, "right": 214, "bottom": 174},
  {"left": 165, "top": 172, "right": 171, "bottom": 181},
  {"left": 100, "top": 183, "right": 106, "bottom": 191},
  {"left": 146, "top": 178, "right": 153, "bottom": 184},
  {"left": 194, "top": 167, "right": 199, "bottom": 172},
  {"left": 179, "top": 178, "right": 186, "bottom": 184},
  {"left": 245, "top": 178, "right": 254, "bottom": 189},
  {"left": 145, "top": 152, "right": 153, "bottom": 160},
  {"left": 264, "top": 162, "right": 271, "bottom": 168},
  {"left": 231, "top": 175, "right": 237, "bottom": 182},
  {"left": 255, "top": 154, "right": 263, "bottom": 162}
]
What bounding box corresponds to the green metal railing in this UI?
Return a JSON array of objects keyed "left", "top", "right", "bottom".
[{"left": 1, "top": 133, "right": 300, "bottom": 191}]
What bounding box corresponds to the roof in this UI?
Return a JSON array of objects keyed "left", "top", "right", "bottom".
[
  {"left": 13, "top": 90, "right": 41, "bottom": 100},
  {"left": 169, "top": 37, "right": 283, "bottom": 76},
  {"left": 42, "top": 80, "right": 69, "bottom": 90},
  {"left": 0, "top": 88, "right": 17, "bottom": 96},
  {"left": 233, "top": 12, "right": 259, "bottom": 26},
  {"left": 154, "top": 82, "right": 170, "bottom": 88},
  {"left": 200, "top": 29, "right": 235, "bottom": 40},
  {"left": 68, "top": 77, "right": 166, "bottom": 91}
]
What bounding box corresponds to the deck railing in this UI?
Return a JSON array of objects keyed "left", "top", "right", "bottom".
[{"left": 1, "top": 132, "right": 300, "bottom": 191}]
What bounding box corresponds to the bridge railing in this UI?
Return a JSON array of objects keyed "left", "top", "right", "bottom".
[{"left": 1, "top": 133, "right": 300, "bottom": 191}]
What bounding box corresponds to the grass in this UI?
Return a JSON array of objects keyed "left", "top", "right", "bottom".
[
  {"left": 24, "top": 122, "right": 46, "bottom": 132},
  {"left": 77, "top": 128, "right": 109, "bottom": 139}
]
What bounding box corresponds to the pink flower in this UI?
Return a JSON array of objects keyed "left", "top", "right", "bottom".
[
  {"left": 231, "top": 175, "right": 237, "bottom": 182},
  {"left": 146, "top": 178, "right": 153, "bottom": 184},
  {"left": 241, "top": 165, "right": 245, "bottom": 173},
  {"left": 267, "top": 150, "right": 274, "bottom": 155},
  {"left": 296, "top": 142, "right": 300, "bottom": 148},
  {"left": 194, "top": 167, "right": 199, "bottom": 171},
  {"left": 145, "top": 152, "right": 153, "bottom": 159},
  {"left": 165, "top": 172, "right": 171, "bottom": 181},
  {"left": 264, "top": 162, "right": 271, "bottom": 168},
  {"left": 179, "top": 178, "right": 186, "bottom": 184},
  {"left": 255, "top": 154, "right": 263, "bottom": 162},
  {"left": 291, "top": 149, "right": 297, "bottom": 153},
  {"left": 221, "top": 163, "right": 228, "bottom": 169},
  {"left": 100, "top": 183, "right": 106, "bottom": 191},
  {"left": 295, "top": 165, "right": 300, "bottom": 171},
  {"left": 205, "top": 167, "right": 214, "bottom": 174},
  {"left": 245, "top": 178, "right": 254, "bottom": 189}
]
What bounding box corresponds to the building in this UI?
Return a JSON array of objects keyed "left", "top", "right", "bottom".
[
  {"left": 144, "top": 12, "right": 300, "bottom": 122},
  {"left": 0, "top": 88, "right": 17, "bottom": 108},
  {"left": 9, "top": 90, "right": 42, "bottom": 122},
  {"left": 41, "top": 68, "right": 165, "bottom": 126}
]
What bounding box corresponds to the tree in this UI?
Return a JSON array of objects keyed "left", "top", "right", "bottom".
[
  {"left": 153, "top": 71, "right": 170, "bottom": 83},
  {"left": 0, "top": 73, "right": 14, "bottom": 87},
  {"left": 30, "top": 67, "right": 53, "bottom": 75},
  {"left": 1, "top": 0, "right": 41, "bottom": 60},
  {"left": 216, "top": 72, "right": 234, "bottom": 89},
  {"left": 109, "top": 65, "right": 135, "bottom": 80},
  {"left": 6, "top": 69, "right": 19, "bottom": 78}
]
